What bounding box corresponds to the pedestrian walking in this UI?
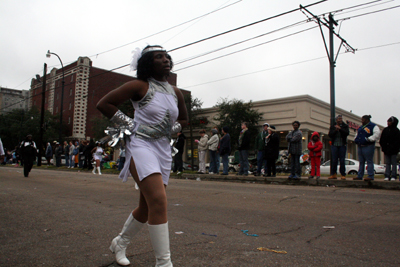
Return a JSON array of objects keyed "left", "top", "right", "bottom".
[
  {"left": 328, "top": 115, "right": 350, "bottom": 180},
  {"left": 264, "top": 126, "right": 280, "bottom": 177},
  {"left": 19, "top": 134, "right": 37, "bottom": 177},
  {"left": 379, "top": 116, "right": 400, "bottom": 181},
  {"left": 307, "top": 131, "right": 323, "bottom": 179},
  {"left": 96, "top": 45, "right": 188, "bottom": 266},
  {"left": 196, "top": 129, "right": 208, "bottom": 174},
  {"left": 353, "top": 115, "right": 381, "bottom": 181},
  {"left": 219, "top": 126, "right": 231, "bottom": 175},
  {"left": 237, "top": 122, "right": 251, "bottom": 176},
  {"left": 286, "top": 121, "right": 302, "bottom": 179}
]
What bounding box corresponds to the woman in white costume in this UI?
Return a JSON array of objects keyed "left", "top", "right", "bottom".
[
  {"left": 97, "top": 45, "right": 187, "bottom": 266},
  {"left": 91, "top": 141, "right": 104, "bottom": 175}
]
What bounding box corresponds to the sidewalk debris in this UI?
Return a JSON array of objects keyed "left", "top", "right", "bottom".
[
  {"left": 241, "top": 230, "right": 258, "bottom": 237},
  {"left": 175, "top": 231, "right": 184, "bottom": 235},
  {"left": 257, "top": 247, "right": 287, "bottom": 254},
  {"left": 323, "top": 226, "right": 335, "bottom": 229},
  {"left": 202, "top": 233, "right": 217, "bottom": 237}
]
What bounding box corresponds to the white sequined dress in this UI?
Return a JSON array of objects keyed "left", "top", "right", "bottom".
[{"left": 119, "top": 78, "right": 179, "bottom": 185}]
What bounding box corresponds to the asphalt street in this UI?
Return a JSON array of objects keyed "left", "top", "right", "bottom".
[{"left": 1, "top": 166, "right": 400, "bottom": 267}]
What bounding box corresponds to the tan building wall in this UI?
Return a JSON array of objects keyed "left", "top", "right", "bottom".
[{"left": 182, "top": 95, "right": 384, "bottom": 165}]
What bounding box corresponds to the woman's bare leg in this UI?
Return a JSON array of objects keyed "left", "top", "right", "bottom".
[{"left": 129, "top": 158, "right": 167, "bottom": 224}]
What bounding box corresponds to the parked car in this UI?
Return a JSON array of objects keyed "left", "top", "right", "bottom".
[
  {"left": 312, "top": 158, "right": 385, "bottom": 175},
  {"left": 40, "top": 155, "right": 66, "bottom": 165},
  {"left": 205, "top": 162, "right": 237, "bottom": 173},
  {"left": 171, "top": 162, "right": 199, "bottom": 171}
]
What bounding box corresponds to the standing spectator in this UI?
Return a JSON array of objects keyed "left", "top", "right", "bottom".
[
  {"left": 353, "top": 115, "right": 381, "bottom": 181},
  {"left": 54, "top": 143, "right": 63, "bottom": 167},
  {"left": 286, "top": 121, "right": 302, "bottom": 179},
  {"left": 219, "top": 126, "right": 231, "bottom": 175},
  {"left": 74, "top": 141, "right": 79, "bottom": 167},
  {"left": 45, "top": 142, "right": 53, "bottom": 166},
  {"left": 19, "top": 134, "right": 37, "bottom": 178},
  {"left": 237, "top": 122, "right": 251, "bottom": 176},
  {"left": 207, "top": 129, "right": 219, "bottom": 174},
  {"left": 379, "top": 116, "right": 400, "bottom": 181},
  {"left": 307, "top": 132, "right": 323, "bottom": 179},
  {"left": 172, "top": 131, "right": 185, "bottom": 174},
  {"left": 328, "top": 115, "right": 350, "bottom": 180},
  {"left": 213, "top": 127, "right": 221, "bottom": 173},
  {"left": 254, "top": 122, "right": 269, "bottom": 176},
  {"left": 118, "top": 146, "right": 126, "bottom": 171},
  {"left": 79, "top": 140, "right": 86, "bottom": 168},
  {"left": 264, "top": 126, "right": 280, "bottom": 177},
  {"left": 196, "top": 129, "right": 208, "bottom": 174},
  {"left": 64, "top": 141, "right": 70, "bottom": 167},
  {"left": 0, "top": 136, "right": 5, "bottom": 163},
  {"left": 91, "top": 141, "right": 105, "bottom": 175},
  {"left": 85, "top": 139, "right": 95, "bottom": 170},
  {"left": 68, "top": 141, "right": 75, "bottom": 168}
]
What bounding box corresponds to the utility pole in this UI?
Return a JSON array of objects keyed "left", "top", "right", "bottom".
[
  {"left": 328, "top": 13, "right": 336, "bottom": 127},
  {"left": 38, "top": 63, "right": 47, "bottom": 166},
  {"left": 300, "top": 6, "right": 356, "bottom": 126}
]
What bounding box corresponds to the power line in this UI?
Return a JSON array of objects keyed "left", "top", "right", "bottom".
[
  {"left": 181, "top": 41, "right": 400, "bottom": 89},
  {"left": 174, "top": 20, "right": 309, "bottom": 66},
  {"left": 336, "top": 4, "right": 400, "bottom": 21},
  {"left": 168, "top": 0, "right": 327, "bottom": 52},
  {"left": 88, "top": 0, "right": 243, "bottom": 58},
  {"left": 174, "top": 26, "right": 318, "bottom": 72}
]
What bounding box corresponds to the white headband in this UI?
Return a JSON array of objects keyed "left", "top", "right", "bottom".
[{"left": 129, "top": 46, "right": 166, "bottom": 71}]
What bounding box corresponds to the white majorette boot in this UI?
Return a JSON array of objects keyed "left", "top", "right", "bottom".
[
  {"left": 109, "top": 213, "right": 145, "bottom": 266},
  {"left": 148, "top": 222, "right": 173, "bottom": 267},
  {"left": 92, "top": 167, "right": 96, "bottom": 174},
  {"left": 97, "top": 167, "right": 102, "bottom": 175}
]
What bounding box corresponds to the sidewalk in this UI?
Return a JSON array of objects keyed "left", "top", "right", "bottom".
[
  {"left": 3, "top": 165, "right": 399, "bottom": 190},
  {"left": 172, "top": 172, "right": 400, "bottom": 190}
]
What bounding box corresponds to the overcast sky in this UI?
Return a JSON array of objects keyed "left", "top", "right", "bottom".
[{"left": 1, "top": 0, "right": 399, "bottom": 126}]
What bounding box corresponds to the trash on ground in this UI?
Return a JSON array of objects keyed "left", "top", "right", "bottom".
[
  {"left": 323, "top": 226, "right": 335, "bottom": 229},
  {"left": 196, "top": 177, "right": 201, "bottom": 181},
  {"left": 175, "top": 231, "right": 184, "bottom": 235},
  {"left": 257, "top": 247, "right": 287, "bottom": 254},
  {"left": 202, "top": 233, "right": 217, "bottom": 237},
  {"left": 43, "top": 229, "right": 51, "bottom": 232},
  {"left": 173, "top": 204, "right": 183, "bottom": 206},
  {"left": 241, "top": 230, "right": 258, "bottom": 237}
]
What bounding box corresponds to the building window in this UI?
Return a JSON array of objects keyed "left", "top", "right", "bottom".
[
  {"left": 68, "top": 117, "right": 71, "bottom": 124},
  {"left": 70, "top": 89, "right": 72, "bottom": 96},
  {"left": 56, "top": 93, "right": 59, "bottom": 100},
  {"left": 56, "top": 106, "right": 58, "bottom": 113},
  {"left": 70, "top": 75, "right": 74, "bottom": 82},
  {"left": 69, "top": 102, "right": 72, "bottom": 110}
]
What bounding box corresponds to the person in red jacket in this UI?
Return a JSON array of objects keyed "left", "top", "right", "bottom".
[{"left": 307, "top": 131, "right": 323, "bottom": 179}]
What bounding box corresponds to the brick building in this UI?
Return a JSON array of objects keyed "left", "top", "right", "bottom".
[{"left": 30, "top": 56, "right": 182, "bottom": 140}]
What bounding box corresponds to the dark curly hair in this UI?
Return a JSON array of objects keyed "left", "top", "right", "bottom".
[{"left": 136, "top": 45, "right": 174, "bottom": 81}]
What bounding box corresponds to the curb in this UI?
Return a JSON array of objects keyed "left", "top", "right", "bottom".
[{"left": 172, "top": 173, "right": 400, "bottom": 190}]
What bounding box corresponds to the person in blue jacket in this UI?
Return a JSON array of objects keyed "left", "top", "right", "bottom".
[{"left": 353, "top": 115, "right": 381, "bottom": 181}]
